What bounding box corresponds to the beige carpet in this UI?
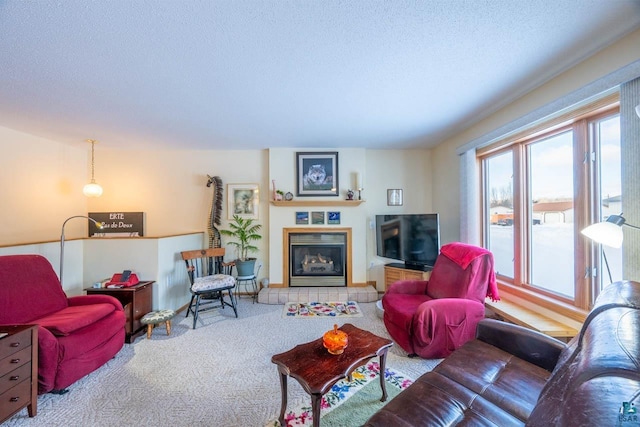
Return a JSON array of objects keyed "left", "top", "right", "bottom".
[{"left": 4, "top": 300, "right": 440, "bottom": 427}]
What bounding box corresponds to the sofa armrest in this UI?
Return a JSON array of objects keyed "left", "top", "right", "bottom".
[
  {"left": 385, "top": 279, "right": 429, "bottom": 295},
  {"left": 67, "top": 295, "right": 124, "bottom": 312},
  {"left": 476, "top": 318, "right": 567, "bottom": 372}
]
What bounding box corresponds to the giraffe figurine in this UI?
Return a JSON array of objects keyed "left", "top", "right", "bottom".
[{"left": 206, "top": 175, "right": 223, "bottom": 248}]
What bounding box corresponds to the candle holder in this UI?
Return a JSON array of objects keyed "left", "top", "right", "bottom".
[{"left": 322, "top": 324, "right": 348, "bottom": 355}]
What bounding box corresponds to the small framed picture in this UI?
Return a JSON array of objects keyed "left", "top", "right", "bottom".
[
  {"left": 296, "top": 151, "right": 339, "bottom": 197},
  {"left": 327, "top": 211, "right": 341, "bottom": 225},
  {"left": 296, "top": 211, "right": 309, "bottom": 225},
  {"left": 228, "top": 184, "right": 259, "bottom": 219},
  {"left": 387, "top": 189, "right": 403, "bottom": 206},
  {"left": 311, "top": 211, "right": 325, "bottom": 224}
]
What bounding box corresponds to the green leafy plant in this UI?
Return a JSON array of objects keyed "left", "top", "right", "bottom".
[{"left": 220, "top": 215, "right": 263, "bottom": 261}]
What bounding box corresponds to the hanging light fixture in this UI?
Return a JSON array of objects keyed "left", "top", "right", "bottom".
[{"left": 83, "top": 139, "right": 103, "bottom": 197}]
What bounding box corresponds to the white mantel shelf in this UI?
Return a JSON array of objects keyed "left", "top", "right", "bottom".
[{"left": 270, "top": 200, "right": 365, "bottom": 207}]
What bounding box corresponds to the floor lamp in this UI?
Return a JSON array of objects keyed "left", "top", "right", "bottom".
[
  {"left": 60, "top": 215, "right": 103, "bottom": 286},
  {"left": 581, "top": 214, "right": 640, "bottom": 283}
]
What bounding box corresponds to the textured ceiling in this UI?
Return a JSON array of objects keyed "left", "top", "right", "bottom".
[{"left": 1, "top": 0, "right": 639, "bottom": 150}]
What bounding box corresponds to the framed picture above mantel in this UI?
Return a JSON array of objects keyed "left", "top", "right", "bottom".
[{"left": 296, "top": 151, "right": 339, "bottom": 197}]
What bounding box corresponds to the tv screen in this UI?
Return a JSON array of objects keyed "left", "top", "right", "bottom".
[{"left": 375, "top": 214, "right": 440, "bottom": 269}]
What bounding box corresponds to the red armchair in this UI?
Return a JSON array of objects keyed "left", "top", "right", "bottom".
[
  {"left": 0, "top": 254, "right": 125, "bottom": 394},
  {"left": 382, "top": 242, "right": 498, "bottom": 359}
]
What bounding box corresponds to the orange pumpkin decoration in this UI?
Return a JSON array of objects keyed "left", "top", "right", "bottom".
[{"left": 323, "top": 324, "right": 348, "bottom": 355}]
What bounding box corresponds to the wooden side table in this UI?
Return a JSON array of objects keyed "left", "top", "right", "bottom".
[
  {"left": 384, "top": 263, "right": 432, "bottom": 290},
  {"left": 271, "top": 324, "right": 393, "bottom": 427},
  {"left": 0, "top": 325, "right": 38, "bottom": 423},
  {"left": 85, "top": 281, "right": 154, "bottom": 343}
]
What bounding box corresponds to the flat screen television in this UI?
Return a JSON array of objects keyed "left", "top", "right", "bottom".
[{"left": 375, "top": 213, "right": 440, "bottom": 269}]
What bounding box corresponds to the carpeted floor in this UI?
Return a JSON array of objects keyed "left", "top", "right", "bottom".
[{"left": 4, "top": 299, "right": 441, "bottom": 427}]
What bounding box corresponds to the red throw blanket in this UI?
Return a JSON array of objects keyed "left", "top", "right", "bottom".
[{"left": 440, "top": 242, "right": 500, "bottom": 302}]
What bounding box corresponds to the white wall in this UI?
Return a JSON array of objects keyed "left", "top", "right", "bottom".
[
  {"left": 363, "top": 149, "right": 433, "bottom": 289},
  {"left": 84, "top": 233, "right": 203, "bottom": 309},
  {"left": 0, "top": 126, "right": 88, "bottom": 243}
]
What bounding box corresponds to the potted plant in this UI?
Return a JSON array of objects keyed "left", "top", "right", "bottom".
[{"left": 220, "top": 215, "right": 263, "bottom": 277}]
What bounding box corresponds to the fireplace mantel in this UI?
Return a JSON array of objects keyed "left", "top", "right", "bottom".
[
  {"left": 271, "top": 200, "right": 364, "bottom": 207},
  {"left": 283, "top": 227, "right": 353, "bottom": 287}
]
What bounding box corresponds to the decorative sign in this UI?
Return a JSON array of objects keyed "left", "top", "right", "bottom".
[{"left": 88, "top": 212, "right": 144, "bottom": 237}]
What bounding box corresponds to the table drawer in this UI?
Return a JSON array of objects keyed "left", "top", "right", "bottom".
[
  {"left": 0, "top": 362, "right": 31, "bottom": 395},
  {"left": 0, "top": 347, "right": 31, "bottom": 378},
  {"left": 0, "top": 329, "right": 32, "bottom": 359},
  {"left": 0, "top": 378, "right": 31, "bottom": 421}
]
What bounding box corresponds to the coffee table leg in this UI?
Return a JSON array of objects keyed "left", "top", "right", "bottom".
[
  {"left": 378, "top": 350, "right": 389, "bottom": 402},
  {"left": 311, "top": 394, "right": 322, "bottom": 427},
  {"left": 277, "top": 371, "right": 288, "bottom": 426}
]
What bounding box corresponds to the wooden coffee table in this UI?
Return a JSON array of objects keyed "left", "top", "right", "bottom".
[{"left": 271, "top": 323, "right": 393, "bottom": 427}]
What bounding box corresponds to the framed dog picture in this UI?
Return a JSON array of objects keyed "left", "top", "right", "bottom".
[
  {"left": 227, "top": 183, "right": 259, "bottom": 219},
  {"left": 296, "top": 151, "right": 339, "bottom": 197}
]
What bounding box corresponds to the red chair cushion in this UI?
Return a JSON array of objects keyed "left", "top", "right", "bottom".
[{"left": 35, "top": 303, "right": 116, "bottom": 336}]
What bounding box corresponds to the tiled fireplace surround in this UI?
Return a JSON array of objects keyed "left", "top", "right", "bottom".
[{"left": 257, "top": 227, "right": 378, "bottom": 304}]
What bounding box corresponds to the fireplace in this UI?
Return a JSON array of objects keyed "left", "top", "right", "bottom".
[{"left": 284, "top": 228, "right": 351, "bottom": 287}]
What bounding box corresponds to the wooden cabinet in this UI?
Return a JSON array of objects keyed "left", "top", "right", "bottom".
[
  {"left": 384, "top": 263, "right": 431, "bottom": 290},
  {"left": 86, "top": 281, "right": 154, "bottom": 343},
  {"left": 0, "top": 325, "right": 37, "bottom": 423}
]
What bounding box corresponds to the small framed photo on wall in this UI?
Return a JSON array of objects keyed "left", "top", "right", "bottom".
[
  {"left": 296, "top": 211, "right": 309, "bottom": 225},
  {"left": 311, "top": 211, "right": 325, "bottom": 224},
  {"left": 228, "top": 184, "right": 259, "bottom": 219},
  {"left": 327, "top": 211, "right": 341, "bottom": 225},
  {"left": 387, "top": 189, "right": 403, "bottom": 206}
]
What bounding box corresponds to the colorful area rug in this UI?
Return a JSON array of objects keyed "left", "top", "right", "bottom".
[
  {"left": 266, "top": 361, "right": 413, "bottom": 426},
  {"left": 283, "top": 301, "right": 363, "bottom": 318}
]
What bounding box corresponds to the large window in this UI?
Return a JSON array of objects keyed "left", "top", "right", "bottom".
[{"left": 479, "top": 101, "right": 620, "bottom": 312}]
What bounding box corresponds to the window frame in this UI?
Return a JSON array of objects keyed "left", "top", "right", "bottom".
[{"left": 478, "top": 97, "right": 619, "bottom": 319}]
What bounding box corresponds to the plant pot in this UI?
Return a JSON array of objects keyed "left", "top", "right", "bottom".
[{"left": 235, "top": 258, "right": 256, "bottom": 277}]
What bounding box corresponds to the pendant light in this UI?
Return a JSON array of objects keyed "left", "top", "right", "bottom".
[{"left": 83, "top": 139, "right": 103, "bottom": 197}]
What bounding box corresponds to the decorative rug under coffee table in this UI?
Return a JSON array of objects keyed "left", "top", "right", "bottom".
[
  {"left": 266, "top": 362, "right": 413, "bottom": 427},
  {"left": 282, "top": 301, "right": 363, "bottom": 318}
]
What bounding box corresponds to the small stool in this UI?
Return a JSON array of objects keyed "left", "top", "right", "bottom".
[{"left": 141, "top": 309, "right": 176, "bottom": 339}]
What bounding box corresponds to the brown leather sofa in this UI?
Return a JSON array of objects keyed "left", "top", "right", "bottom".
[{"left": 365, "top": 280, "right": 640, "bottom": 426}]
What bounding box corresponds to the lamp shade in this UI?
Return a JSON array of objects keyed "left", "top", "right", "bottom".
[
  {"left": 581, "top": 221, "right": 624, "bottom": 248},
  {"left": 83, "top": 182, "right": 103, "bottom": 197}
]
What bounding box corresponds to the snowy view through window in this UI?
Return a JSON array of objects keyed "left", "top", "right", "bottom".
[{"left": 487, "top": 114, "right": 621, "bottom": 298}]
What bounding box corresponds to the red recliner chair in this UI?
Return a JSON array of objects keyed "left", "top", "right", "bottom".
[
  {"left": 0, "top": 254, "right": 126, "bottom": 394},
  {"left": 382, "top": 242, "right": 499, "bottom": 359}
]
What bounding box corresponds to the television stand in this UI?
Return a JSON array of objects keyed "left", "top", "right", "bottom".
[{"left": 383, "top": 263, "right": 432, "bottom": 291}]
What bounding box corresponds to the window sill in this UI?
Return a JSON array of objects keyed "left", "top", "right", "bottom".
[{"left": 496, "top": 281, "right": 588, "bottom": 325}]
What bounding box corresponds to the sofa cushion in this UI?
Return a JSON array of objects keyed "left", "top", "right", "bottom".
[
  {"left": 434, "top": 339, "right": 550, "bottom": 422},
  {"left": 35, "top": 303, "right": 116, "bottom": 336},
  {"left": 365, "top": 338, "right": 551, "bottom": 427}
]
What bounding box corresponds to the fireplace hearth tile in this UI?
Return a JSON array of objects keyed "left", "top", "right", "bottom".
[{"left": 257, "top": 286, "right": 379, "bottom": 305}]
